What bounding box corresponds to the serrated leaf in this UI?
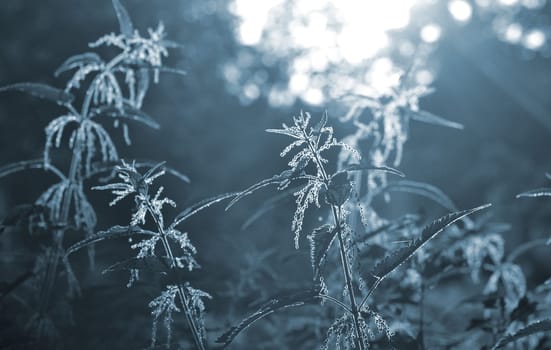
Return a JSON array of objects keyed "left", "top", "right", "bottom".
[
  {"left": 66, "top": 225, "right": 157, "bottom": 256},
  {"left": 370, "top": 204, "right": 491, "bottom": 281},
  {"left": 54, "top": 52, "right": 103, "bottom": 77},
  {"left": 112, "top": 0, "right": 134, "bottom": 36},
  {"left": 90, "top": 104, "right": 160, "bottom": 129},
  {"left": 342, "top": 164, "right": 405, "bottom": 178},
  {"left": 226, "top": 171, "right": 295, "bottom": 210},
  {"left": 516, "top": 188, "right": 551, "bottom": 198},
  {"left": 171, "top": 192, "right": 238, "bottom": 227},
  {"left": 0, "top": 83, "right": 74, "bottom": 105},
  {"left": 410, "top": 110, "right": 464, "bottom": 130},
  {"left": 102, "top": 256, "right": 171, "bottom": 274},
  {"left": 381, "top": 180, "right": 457, "bottom": 211},
  {"left": 324, "top": 172, "right": 352, "bottom": 206},
  {"left": 216, "top": 285, "right": 321, "bottom": 347},
  {"left": 492, "top": 319, "right": 551, "bottom": 349},
  {"left": 307, "top": 224, "right": 336, "bottom": 280}
]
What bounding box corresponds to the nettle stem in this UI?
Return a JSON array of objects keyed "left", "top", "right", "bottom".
[
  {"left": 304, "top": 132, "right": 366, "bottom": 350},
  {"left": 146, "top": 203, "right": 207, "bottom": 350},
  {"left": 38, "top": 142, "right": 82, "bottom": 319},
  {"left": 40, "top": 51, "right": 129, "bottom": 316},
  {"left": 333, "top": 206, "right": 365, "bottom": 350}
]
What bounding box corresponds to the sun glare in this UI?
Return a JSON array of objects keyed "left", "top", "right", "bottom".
[{"left": 231, "top": 0, "right": 417, "bottom": 61}]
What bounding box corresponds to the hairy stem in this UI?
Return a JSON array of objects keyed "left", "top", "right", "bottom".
[
  {"left": 332, "top": 206, "right": 365, "bottom": 350},
  {"left": 147, "top": 203, "right": 207, "bottom": 350},
  {"left": 303, "top": 129, "right": 365, "bottom": 350}
]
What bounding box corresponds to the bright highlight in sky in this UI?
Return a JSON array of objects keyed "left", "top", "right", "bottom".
[
  {"left": 523, "top": 29, "right": 546, "bottom": 50},
  {"left": 504, "top": 23, "right": 523, "bottom": 43},
  {"left": 230, "top": 0, "right": 417, "bottom": 63},
  {"left": 228, "top": 0, "right": 421, "bottom": 105},
  {"left": 448, "top": 0, "right": 473, "bottom": 23},
  {"left": 421, "top": 24, "right": 442, "bottom": 43}
]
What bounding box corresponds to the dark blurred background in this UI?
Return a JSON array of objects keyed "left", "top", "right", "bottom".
[{"left": 1, "top": 0, "right": 551, "bottom": 348}]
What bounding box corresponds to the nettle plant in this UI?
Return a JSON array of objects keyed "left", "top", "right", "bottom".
[
  {"left": 66, "top": 161, "right": 235, "bottom": 349},
  {"left": 218, "top": 62, "right": 490, "bottom": 349},
  {"left": 217, "top": 111, "right": 490, "bottom": 349},
  {"left": 0, "top": 0, "right": 185, "bottom": 341}
]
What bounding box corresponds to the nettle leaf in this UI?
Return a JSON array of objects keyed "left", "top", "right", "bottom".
[
  {"left": 307, "top": 224, "right": 337, "bottom": 280},
  {"left": 516, "top": 188, "right": 551, "bottom": 198},
  {"left": 216, "top": 285, "right": 322, "bottom": 348},
  {"left": 112, "top": 0, "right": 134, "bottom": 36},
  {"left": 381, "top": 180, "right": 457, "bottom": 211},
  {"left": 102, "top": 256, "right": 171, "bottom": 274},
  {"left": 324, "top": 172, "right": 352, "bottom": 206},
  {"left": 410, "top": 110, "right": 464, "bottom": 130},
  {"left": 158, "top": 67, "right": 187, "bottom": 77},
  {"left": 54, "top": 52, "right": 103, "bottom": 77},
  {"left": 91, "top": 104, "right": 160, "bottom": 129},
  {"left": 369, "top": 204, "right": 491, "bottom": 281},
  {"left": 226, "top": 171, "right": 296, "bottom": 210},
  {"left": 0, "top": 83, "right": 74, "bottom": 105},
  {"left": 171, "top": 192, "right": 238, "bottom": 227},
  {"left": 492, "top": 319, "right": 551, "bottom": 349},
  {"left": 128, "top": 64, "right": 188, "bottom": 79},
  {"left": 342, "top": 164, "right": 405, "bottom": 178},
  {"left": 66, "top": 225, "right": 157, "bottom": 256}
]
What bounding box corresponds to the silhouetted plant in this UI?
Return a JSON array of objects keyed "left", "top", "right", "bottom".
[
  {"left": 67, "top": 161, "right": 235, "bottom": 349},
  {"left": 0, "top": 0, "right": 185, "bottom": 343}
]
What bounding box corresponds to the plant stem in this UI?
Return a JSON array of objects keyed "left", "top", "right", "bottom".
[
  {"left": 37, "top": 50, "right": 126, "bottom": 321},
  {"left": 303, "top": 130, "right": 365, "bottom": 350},
  {"left": 419, "top": 279, "right": 425, "bottom": 350},
  {"left": 38, "top": 143, "right": 82, "bottom": 322},
  {"left": 147, "top": 203, "right": 207, "bottom": 350},
  {"left": 332, "top": 206, "right": 365, "bottom": 350}
]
